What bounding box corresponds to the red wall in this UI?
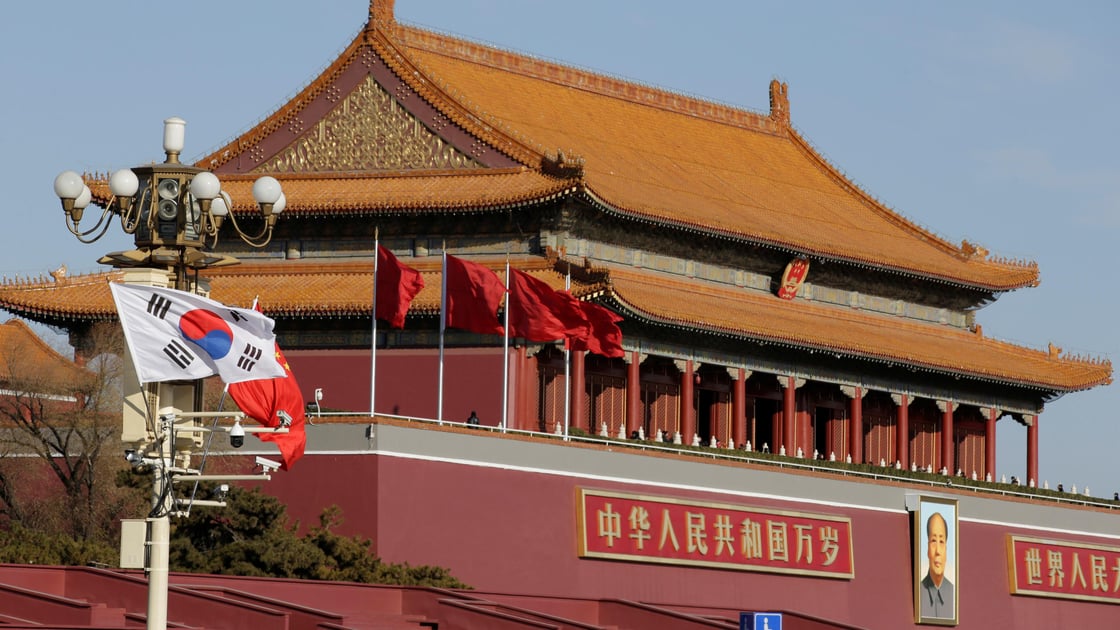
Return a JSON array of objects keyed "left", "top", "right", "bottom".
[
  {"left": 260, "top": 450, "right": 1120, "bottom": 630},
  {"left": 286, "top": 348, "right": 506, "bottom": 425}
]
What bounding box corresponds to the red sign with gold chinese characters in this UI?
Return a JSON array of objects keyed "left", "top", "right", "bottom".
[
  {"left": 577, "top": 488, "right": 854, "bottom": 579},
  {"left": 777, "top": 257, "right": 810, "bottom": 300},
  {"left": 1008, "top": 535, "right": 1120, "bottom": 604}
]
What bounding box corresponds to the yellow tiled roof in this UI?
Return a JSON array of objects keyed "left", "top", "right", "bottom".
[
  {"left": 0, "top": 319, "right": 86, "bottom": 384},
  {"left": 0, "top": 261, "right": 1105, "bottom": 392},
  {"left": 163, "top": 15, "right": 1038, "bottom": 291},
  {"left": 89, "top": 170, "right": 573, "bottom": 216},
  {"left": 393, "top": 25, "right": 1037, "bottom": 290},
  {"left": 0, "top": 258, "right": 582, "bottom": 321},
  {"left": 605, "top": 267, "right": 1110, "bottom": 392}
]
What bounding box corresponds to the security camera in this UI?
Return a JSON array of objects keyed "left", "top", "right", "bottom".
[
  {"left": 229, "top": 421, "right": 245, "bottom": 448},
  {"left": 215, "top": 483, "right": 230, "bottom": 500},
  {"left": 276, "top": 409, "right": 292, "bottom": 428},
  {"left": 124, "top": 449, "right": 139, "bottom": 464},
  {"left": 255, "top": 456, "right": 281, "bottom": 472}
]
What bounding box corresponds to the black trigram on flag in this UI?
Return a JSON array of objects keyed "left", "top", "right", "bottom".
[
  {"left": 163, "top": 339, "right": 196, "bottom": 369},
  {"left": 237, "top": 343, "right": 264, "bottom": 372},
  {"left": 146, "top": 294, "right": 172, "bottom": 320}
]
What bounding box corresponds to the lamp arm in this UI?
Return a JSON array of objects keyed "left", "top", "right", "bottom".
[
  {"left": 198, "top": 201, "right": 223, "bottom": 248},
  {"left": 67, "top": 206, "right": 117, "bottom": 243},
  {"left": 200, "top": 214, "right": 221, "bottom": 248},
  {"left": 221, "top": 207, "right": 275, "bottom": 248},
  {"left": 143, "top": 188, "right": 159, "bottom": 234},
  {"left": 116, "top": 188, "right": 148, "bottom": 234}
]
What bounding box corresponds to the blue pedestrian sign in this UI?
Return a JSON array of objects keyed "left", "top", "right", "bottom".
[{"left": 739, "top": 612, "right": 782, "bottom": 630}]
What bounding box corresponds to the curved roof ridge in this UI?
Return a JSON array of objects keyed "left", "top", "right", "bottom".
[
  {"left": 195, "top": 25, "right": 371, "bottom": 171},
  {"left": 576, "top": 186, "right": 1036, "bottom": 292},
  {"left": 192, "top": 25, "right": 367, "bottom": 168},
  {"left": 367, "top": 27, "right": 549, "bottom": 168},
  {"left": 86, "top": 169, "right": 574, "bottom": 215},
  {"left": 602, "top": 266, "right": 1110, "bottom": 391},
  {"left": 212, "top": 167, "right": 531, "bottom": 182},
  {"left": 0, "top": 318, "right": 67, "bottom": 357},
  {"left": 785, "top": 125, "right": 1040, "bottom": 277},
  {"left": 198, "top": 18, "right": 557, "bottom": 174},
  {"left": 179, "top": 5, "right": 1040, "bottom": 293},
  {"left": 209, "top": 254, "right": 552, "bottom": 278},
  {"left": 0, "top": 318, "right": 89, "bottom": 382},
  {"left": 1, "top": 267, "right": 120, "bottom": 288},
  {"left": 394, "top": 23, "right": 782, "bottom": 137}
]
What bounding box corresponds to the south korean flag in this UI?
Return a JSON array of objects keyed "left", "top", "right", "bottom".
[{"left": 109, "top": 282, "right": 288, "bottom": 384}]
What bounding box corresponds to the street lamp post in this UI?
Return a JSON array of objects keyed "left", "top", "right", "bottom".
[
  {"left": 53, "top": 116, "right": 286, "bottom": 289},
  {"left": 52, "top": 118, "right": 288, "bottom": 629}
]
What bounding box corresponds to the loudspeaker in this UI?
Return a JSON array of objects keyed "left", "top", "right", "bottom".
[
  {"left": 156, "top": 178, "right": 180, "bottom": 201},
  {"left": 157, "top": 198, "right": 178, "bottom": 221}
]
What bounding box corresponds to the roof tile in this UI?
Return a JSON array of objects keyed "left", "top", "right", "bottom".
[{"left": 0, "top": 261, "right": 1103, "bottom": 392}]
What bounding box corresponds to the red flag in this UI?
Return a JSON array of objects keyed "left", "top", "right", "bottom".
[
  {"left": 444, "top": 255, "right": 505, "bottom": 335},
  {"left": 572, "top": 301, "right": 624, "bottom": 358},
  {"left": 228, "top": 304, "right": 306, "bottom": 470},
  {"left": 376, "top": 245, "right": 424, "bottom": 328},
  {"left": 508, "top": 269, "right": 589, "bottom": 342}
]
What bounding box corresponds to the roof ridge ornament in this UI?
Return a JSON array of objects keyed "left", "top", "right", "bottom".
[
  {"left": 960, "top": 239, "right": 990, "bottom": 259},
  {"left": 542, "top": 149, "right": 585, "bottom": 179},
  {"left": 769, "top": 79, "right": 790, "bottom": 126},
  {"left": 368, "top": 0, "right": 395, "bottom": 29}
]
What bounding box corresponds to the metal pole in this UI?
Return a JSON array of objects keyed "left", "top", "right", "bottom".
[
  {"left": 563, "top": 269, "right": 571, "bottom": 441},
  {"left": 371, "top": 229, "right": 379, "bottom": 416},
  {"left": 501, "top": 258, "right": 510, "bottom": 432},
  {"left": 146, "top": 514, "right": 170, "bottom": 630},
  {"left": 437, "top": 249, "right": 446, "bottom": 424},
  {"left": 147, "top": 413, "right": 173, "bottom": 630}
]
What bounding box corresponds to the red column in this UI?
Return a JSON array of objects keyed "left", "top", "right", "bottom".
[
  {"left": 800, "top": 410, "right": 812, "bottom": 457},
  {"left": 894, "top": 393, "right": 909, "bottom": 468},
  {"left": 515, "top": 345, "right": 533, "bottom": 428},
  {"left": 526, "top": 350, "right": 540, "bottom": 430},
  {"left": 984, "top": 407, "right": 998, "bottom": 482},
  {"left": 1026, "top": 414, "right": 1039, "bottom": 486},
  {"left": 679, "top": 360, "right": 695, "bottom": 445},
  {"left": 626, "top": 352, "right": 642, "bottom": 437},
  {"left": 843, "top": 386, "right": 863, "bottom": 463},
  {"left": 732, "top": 368, "right": 747, "bottom": 449},
  {"left": 709, "top": 397, "right": 721, "bottom": 446},
  {"left": 782, "top": 376, "right": 797, "bottom": 455},
  {"left": 771, "top": 411, "right": 782, "bottom": 454},
  {"left": 939, "top": 400, "right": 954, "bottom": 474},
  {"left": 570, "top": 350, "right": 587, "bottom": 432},
  {"left": 506, "top": 346, "right": 519, "bottom": 431}
]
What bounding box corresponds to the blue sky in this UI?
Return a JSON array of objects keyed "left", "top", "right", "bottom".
[{"left": 2, "top": 1, "right": 1117, "bottom": 495}]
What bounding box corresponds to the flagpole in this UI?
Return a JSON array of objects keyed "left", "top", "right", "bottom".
[
  {"left": 437, "top": 247, "right": 446, "bottom": 425},
  {"left": 370, "top": 229, "right": 379, "bottom": 417},
  {"left": 563, "top": 266, "right": 571, "bottom": 441},
  {"left": 501, "top": 257, "right": 510, "bottom": 433}
]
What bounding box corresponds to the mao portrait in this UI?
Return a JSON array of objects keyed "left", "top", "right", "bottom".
[{"left": 913, "top": 497, "right": 958, "bottom": 625}]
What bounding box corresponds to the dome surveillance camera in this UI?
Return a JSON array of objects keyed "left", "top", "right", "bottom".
[{"left": 230, "top": 421, "right": 245, "bottom": 448}]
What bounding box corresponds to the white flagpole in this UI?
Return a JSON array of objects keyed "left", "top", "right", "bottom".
[
  {"left": 501, "top": 257, "right": 510, "bottom": 433},
  {"left": 563, "top": 266, "right": 571, "bottom": 441},
  {"left": 370, "top": 229, "right": 379, "bottom": 417},
  {"left": 437, "top": 247, "right": 446, "bottom": 425}
]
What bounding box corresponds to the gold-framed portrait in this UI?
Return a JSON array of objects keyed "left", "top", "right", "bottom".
[{"left": 913, "top": 496, "right": 958, "bottom": 625}]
